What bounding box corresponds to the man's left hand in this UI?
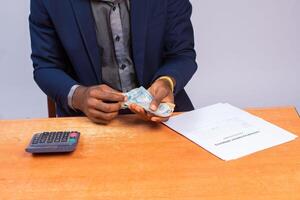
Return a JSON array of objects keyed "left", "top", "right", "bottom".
[{"left": 129, "top": 77, "right": 175, "bottom": 122}]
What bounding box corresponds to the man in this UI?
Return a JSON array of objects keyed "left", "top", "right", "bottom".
[{"left": 30, "top": 0, "right": 197, "bottom": 124}]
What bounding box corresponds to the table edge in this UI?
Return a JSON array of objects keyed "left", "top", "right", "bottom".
[{"left": 0, "top": 106, "right": 299, "bottom": 122}]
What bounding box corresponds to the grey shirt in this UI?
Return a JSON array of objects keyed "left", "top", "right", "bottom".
[
  {"left": 91, "top": 0, "right": 137, "bottom": 92},
  {"left": 68, "top": 0, "right": 138, "bottom": 108}
]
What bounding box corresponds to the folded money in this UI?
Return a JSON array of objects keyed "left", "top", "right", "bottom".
[{"left": 122, "top": 87, "right": 175, "bottom": 117}]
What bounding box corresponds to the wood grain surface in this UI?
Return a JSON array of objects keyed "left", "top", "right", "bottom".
[{"left": 0, "top": 107, "right": 299, "bottom": 200}]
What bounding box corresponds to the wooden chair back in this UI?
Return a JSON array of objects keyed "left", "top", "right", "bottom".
[{"left": 47, "top": 97, "right": 56, "bottom": 118}]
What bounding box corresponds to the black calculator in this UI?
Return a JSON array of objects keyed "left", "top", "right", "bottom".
[{"left": 26, "top": 131, "right": 80, "bottom": 154}]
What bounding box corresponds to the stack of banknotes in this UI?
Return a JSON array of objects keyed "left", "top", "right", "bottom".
[{"left": 122, "top": 87, "right": 175, "bottom": 117}]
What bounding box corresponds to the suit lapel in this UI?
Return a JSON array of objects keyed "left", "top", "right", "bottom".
[
  {"left": 69, "top": 0, "right": 101, "bottom": 83},
  {"left": 130, "top": 0, "right": 149, "bottom": 86}
]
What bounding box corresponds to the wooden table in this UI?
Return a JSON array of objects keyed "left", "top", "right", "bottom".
[{"left": 0, "top": 107, "right": 299, "bottom": 199}]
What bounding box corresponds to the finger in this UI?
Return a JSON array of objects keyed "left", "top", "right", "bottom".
[
  {"left": 149, "top": 90, "right": 168, "bottom": 111},
  {"left": 97, "top": 101, "right": 122, "bottom": 113},
  {"left": 138, "top": 112, "right": 151, "bottom": 121},
  {"left": 100, "top": 92, "right": 125, "bottom": 102},
  {"left": 129, "top": 104, "right": 144, "bottom": 113},
  {"left": 87, "top": 98, "right": 122, "bottom": 113},
  {"left": 88, "top": 109, "right": 119, "bottom": 121},
  {"left": 89, "top": 88, "right": 125, "bottom": 102},
  {"left": 128, "top": 104, "right": 139, "bottom": 114},
  {"left": 150, "top": 116, "right": 170, "bottom": 123},
  {"left": 145, "top": 111, "right": 155, "bottom": 119},
  {"left": 99, "top": 85, "right": 127, "bottom": 100},
  {"left": 129, "top": 104, "right": 151, "bottom": 121},
  {"left": 92, "top": 118, "right": 109, "bottom": 125},
  {"left": 145, "top": 109, "right": 169, "bottom": 122},
  {"left": 130, "top": 104, "right": 164, "bottom": 122},
  {"left": 89, "top": 116, "right": 110, "bottom": 125}
]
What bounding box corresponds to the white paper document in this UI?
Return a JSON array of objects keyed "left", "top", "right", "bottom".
[{"left": 164, "top": 103, "right": 297, "bottom": 161}]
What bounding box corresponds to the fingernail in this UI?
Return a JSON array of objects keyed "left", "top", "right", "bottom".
[
  {"left": 151, "top": 105, "right": 156, "bottom": 110},
  {"left": 151, "top": 118, "right": 158, "bottom": 122}
]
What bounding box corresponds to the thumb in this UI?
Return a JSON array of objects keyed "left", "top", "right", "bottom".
[{"left": 150, "top": 90, "right": 166, "bottom": 111}]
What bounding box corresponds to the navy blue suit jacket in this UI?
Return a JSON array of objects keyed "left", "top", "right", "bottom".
[{"left": 30, "top": 0, "right": 198, "bottom": 117}]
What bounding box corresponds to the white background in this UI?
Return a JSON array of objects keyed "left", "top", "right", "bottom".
[{"left": 0, "top": 0, "right": 299, "bottom": 119}]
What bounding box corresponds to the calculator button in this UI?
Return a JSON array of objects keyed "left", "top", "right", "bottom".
[
  {"left": 68, "top": 138, "right": 76, "bottom": 143},
  {"left": 54, "top": 132, "right": 63, "bottom": 142},
  {"left": 32, "top": 135, "right": 40, "bottom": 144},
  {"left": 61, "top": 132, "right": 70, "bottom": 142},
  {"left": 39, "top": 138, "right": 46, "bottom": 143},
  {"left": 47, "top": 133, "right": 55, "bottom": 143},
  {"left": 39, "top": 133, "right": 48, "bottom": 143},
  {"left": 70, "top": 132, "right": 78, "bottom": 137},
  {"left": 51, "top": 132, "right": 57, "bottom": 139},
  {"left": 43, "top": 132, "right": 50, "bottom": 136}
]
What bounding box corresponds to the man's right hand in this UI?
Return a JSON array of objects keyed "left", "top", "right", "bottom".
[{"left": 72, "top": 84, "right": 125, "bottom": 124}]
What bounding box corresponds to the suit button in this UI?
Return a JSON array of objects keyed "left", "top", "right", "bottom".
[{"left": 120, "top": 64, "right": 126, "bottom": 70}]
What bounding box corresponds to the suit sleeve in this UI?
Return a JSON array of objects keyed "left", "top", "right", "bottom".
[
  {"left": 153, "top": 0, "right": 198, "bottom": 95},
  {"left": 29, "top": 0, "right": 78, "bottom": 115}
]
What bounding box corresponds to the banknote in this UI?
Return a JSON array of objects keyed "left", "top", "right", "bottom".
[{"left": 122, "top": 87, "right": 175, "bottom": 117}]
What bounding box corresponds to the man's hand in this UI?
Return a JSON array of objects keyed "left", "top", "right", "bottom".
[
  {"left": 129, "top": 77, "right": 175, "bottom": 122},
  {"left": 72, "top": 84, "right": 125, "bottom": 124}
]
